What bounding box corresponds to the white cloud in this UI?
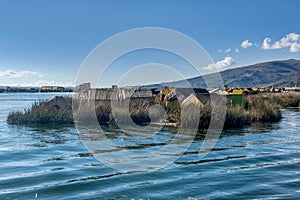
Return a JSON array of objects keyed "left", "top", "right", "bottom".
[
  {"left": 0, "top": 70, "right": 43, "bottom": 78},
  {"left": 8, "top": 80, "right": 75, "bottom": 87},
  {"left": 234, "top": 48, "right": 240, "bottom": 53},
  {"left": 225, "top": 48, "right": 231, "bottom": 53},
  {"left": 241, "top": 40, "right": 253, "bottom": 48},
  {"left": 202, "top": 57, "right": 236, "bottom": 72},
  {"left": 262, "top": 33, "right": 300, "bottom": 52},
  {"left": 290, "top": 42, "right": 300, "bottom": 53},
  {"left": 262, "top": 38, "right": 272, "bottom": 49}
]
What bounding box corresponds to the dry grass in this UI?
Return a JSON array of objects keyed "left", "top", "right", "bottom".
[
  {"left": 247, "top": 94, "right": 282, "bottom": 122},
  {"left": 269, "top": 93, "right": 300, "bottom": 108}
]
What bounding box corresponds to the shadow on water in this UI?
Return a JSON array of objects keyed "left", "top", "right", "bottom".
[
  {"left": 7, "top": 113, "right": 284, "bottom": 149},
  {"left": 194, "top": 120, "right": 281, "bottom": 141},
  {"left": 7, "top": 123, "right": 77, "bottom": 147}
]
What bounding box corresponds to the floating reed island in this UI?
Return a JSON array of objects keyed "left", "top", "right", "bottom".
[
  {"left": 7, "top": 96, "right": 74, "bottom": 126},
  {"left": 7, "top": 86, "right": 300, "bottom": 129}
]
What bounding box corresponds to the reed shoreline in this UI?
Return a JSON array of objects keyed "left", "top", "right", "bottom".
[{"left": 7, "top": 93, "right": 300, "bottom": 129}]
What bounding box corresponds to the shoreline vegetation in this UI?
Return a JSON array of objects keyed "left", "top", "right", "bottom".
[
  {"left": 7, "top": 92, "right": 300, "bottom": 129},
  {"left": 7, "top": 96, "right": 74, "bottom": 126}
]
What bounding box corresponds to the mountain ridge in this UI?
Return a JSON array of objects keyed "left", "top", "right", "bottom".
[{"left": 143, "top": 59, "right": 300, "bottom": 88}]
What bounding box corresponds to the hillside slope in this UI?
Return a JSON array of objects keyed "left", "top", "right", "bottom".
[{"left": 144, "top": 59, "right": 300, "bottom": 88}]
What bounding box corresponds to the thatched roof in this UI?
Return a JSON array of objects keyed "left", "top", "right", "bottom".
[
  {"left": 45, "top": 96, "right": 70, "bottom": 110},
  {"left": 164, "top": 88, "right": 209, "bottom": 102}
]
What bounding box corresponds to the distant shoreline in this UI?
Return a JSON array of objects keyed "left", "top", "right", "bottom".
[
  {"left": 0, "top": 91, "right": 74, "bottom": 93},
  {"left": 0, "top": 86, "right": 74, "bottom": 93}
]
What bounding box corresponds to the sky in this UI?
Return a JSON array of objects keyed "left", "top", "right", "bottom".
[{"left": 0, "top": 0, "right": 300, "bottom": 87}]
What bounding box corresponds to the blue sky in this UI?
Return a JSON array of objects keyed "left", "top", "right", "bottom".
[{"left": 0, "top": 0, "right": 300, "bottom": 87}]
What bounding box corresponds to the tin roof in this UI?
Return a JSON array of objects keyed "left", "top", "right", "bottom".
[{"left": 232, "top": 89, "right": 244, "bottom": 95}]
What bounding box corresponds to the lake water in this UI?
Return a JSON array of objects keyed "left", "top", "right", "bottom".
[{"left": 0, "top": 93, "right": 300, "bottom": 200}]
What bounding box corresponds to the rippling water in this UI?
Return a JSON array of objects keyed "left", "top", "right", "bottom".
[{"left": 0, "top": 93, "right": 300, "bottom": 199}]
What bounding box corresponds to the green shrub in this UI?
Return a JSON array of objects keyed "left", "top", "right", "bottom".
[{"left": 225, "top": 106, "right": 251, "bottom": 128}]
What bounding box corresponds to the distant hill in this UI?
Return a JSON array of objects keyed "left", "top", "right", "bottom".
[
  {"left": 143, "top": 59, "right": 300, "bottom": 88},
  {"left": 273, "top": 70, "right": 300, "bottom": 87}
]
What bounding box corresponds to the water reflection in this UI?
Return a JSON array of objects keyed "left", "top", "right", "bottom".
[
  {"left": 9, "top": 114, "right": 286, "bottom": 155},
  {"left": 28, "top": 127, "right": 75, "bottom": 146},
  {"left": 249, "top": 121, "right": 281, "bottom": 133},
  {"left": 6, "top": 124, "right": 78, "bottom": 149}
]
